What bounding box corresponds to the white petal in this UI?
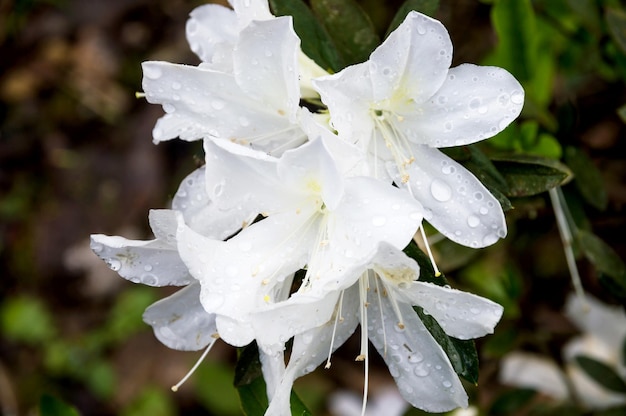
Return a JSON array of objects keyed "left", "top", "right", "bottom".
[
  {"left": 186, "top": 4, "right": 238, "bottom": 63},
  {"left": 366, "top": 283, "right": 468, "bottom": 412},
  {"left": 400, "top": 146, "right": 506, "bottom": 247},
  {"left": 147, "top": 209, "right": 179, "bottom": 242},
  {"left": 230, "top": 0, "right": 273, "bottom": 27},
  {"left": 400, "top": 64, "right": 524, "bottom": 147},
  {"left": 565, "top": 292, "right": 626, "bottom": 350},
  {"left": 331, "top": 176, "right": 422, "bottom": 264},
  {"left": 370, "top": 11, "right": 451, "bottom": 104},
  {"left": 399, "top": 281, "right": 503, "bottom": 339},
  {"left": 265, "top": 286, "right": 361, "bottom": 416},
  {"left": 142, "top": 62, "right": 298, "bottom": 149},
  {"left": 172, "top": 166, "right": 255, "bottom": 240},
  {"left": 203, "top": 139, "right": 297, "bottom": 215},
  {"left": 234, "top": 17, "right": 300, "bottom": 123},
  {"left": 260, "top": 350, "right": 286, "bottom": 403},
  {"left": 142, "top": 282, "right": 218, "bottom": 351},
  {"left": 215, "top": 314, "right": 255, "bottom": 347},
  {"left": 313, "top": 63, "right": 375, "bottom": 146},
  {"left": 499, "top": 352, "right": 569, "bottom": 400},
  {"left": 90, "top": 234, "right": 191, "bottom": 287}
]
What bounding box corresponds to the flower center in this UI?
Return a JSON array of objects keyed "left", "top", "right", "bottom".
[{"left": 369, "top": 108, "right": 415, "bottom": 183}]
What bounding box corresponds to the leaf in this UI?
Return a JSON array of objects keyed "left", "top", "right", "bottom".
[
  {"left": 235, "top": 343, "right": 312, "bottom": 416},
  {"left": 618, "top": 104, "right": 626, "bottom": 124},
  {"left": 386, "top": 0, "right": 440, "bottom": 36},
  {"left": 564, "top": 146, "right": 608, "bottom": 211},
  {"left": 606, "top": 7, "right": 626, "bottom": 55},
  {"left": 414, "top": 307, "right": 479, "bottom": 384},
  {"left": 310, "top": 0, "right": 380, "bottom": 66},
  {"left": 577, "top": 230, "right": 626, "bottom": 283},
  {"left": 489, "top": 388, "right": 536, "bottom": 415},
  {"left": 269, "top": 0, "right": 343, "bottom": 72},
  {"left": 1, "top": 295, "right": 56, "bottom": 344},
  {"left": 196, "top": 361, "right": 241, "bottom": 415},
  {"left": 491, "top": 155, "right": 573, "bottom": 197},
  {"left": 403, "top": 240, "right": 448, "bottom": 286},
  {"left": 40, "top": 394, "right": 80, "bottom": 416},
  {"left": 574, "top": 355, "right": 626, "bottom": 394}
]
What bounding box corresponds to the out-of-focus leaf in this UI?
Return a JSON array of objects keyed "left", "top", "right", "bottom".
[
  {"left": 574, "top": 355, "right": 626, "bottom": 393},
  {"left": 40, "top": 394, "right": 80, "bottom": 416},
  {"left": 1, "top": 295, "right": 56, "bottom": 343},
  {"left": 618, "top": 104, "right": 626, "bottom": 123},
  {"left": 86, "top": 360, "right": 116, "bottom": 399},
  {"left": 596, "top": 406, "right": 626, "bottom": 416},
  {"left": 489, "top": 388, "right": 536, "bottom": 415},
  {"left": 492, "top": 155, "right": 572, "bottom": 197},
  {"left": 270, "top": 0, "right": 342, "bottom": 71},
  {"left": 564, "top": 146, "right": 608, "bottom": 211},
  {"left": 121, "top": 386, "right": 176, "bottom": 416},
  {"left": 106, "top": 287, "right": 156, "bottom": 342},
  {"left": 310, "top": 0, "right": 379, "bottom": 66},
  {"left": 577, "top": 230, "right": 626, "bottom": 283},
  {"left": 415, "top": 307, "right": 479, "bottom": 384},
  {"left": 386, "top": 0, "right": 440, "bottom": 36},
  {"left": 235, "top": 343, "right": 312, "bottom": 416},
  {"left": 606, "top": 7, "right": 626, "bottom": 54},
  {"left": 196, "top": 361, "right": 241, "bottom": 415}
]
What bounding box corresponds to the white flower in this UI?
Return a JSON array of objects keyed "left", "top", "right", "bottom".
[
  {"left": 500, "top": 293, "right": 626, "bottom": 410},
  {"left": 313, "top": 11, "right": 524, "bottom": 248},
  {"left": 259, "top": 242, "right": 503, "bottom": 415},
  {"left": 142, "top": 16, "right": 306, "bottom": 153},
  {"left": 175, "top": 136, "right": 423, "bottom": 352}
]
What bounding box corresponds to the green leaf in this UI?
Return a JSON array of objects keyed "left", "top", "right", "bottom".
[
  {"left": 564, "top": 146, "right": 608, "bottom": 211},
  {"left": 235, "top": 343, "right": 312, "bottom": 416},
  {"left": 310, "top": 0, "right": 380, "bottom": 66},
  {"left": 386, "top": 0, "right": 440, "bottom": 36},
  {"left": 1, "top": 295, "right": 56, "bottom": 343},
  {"left": 269, "top": 0, "right": 343, "bottom": 71},
  {"left": 491, "top": 155, "right": 572, "bottom": 197},
  {"left": 577, "top": 230, "right": 626, "bottom": 283},
  {"left": 414, "top": 307, "right": 479, "bottom": 384},
  {"left": 121, "top": 386, "right": 176, "bottom": 416},
  {"left": 403, "top": 240, "right": 448, "bottom": 286},
  {"left": 618, "top": 104, "right": 626, "bottom": 124},
  {"left": 489, "top": 388, "right": 536, "bottom": 415},
  {"left": 606, "top": 7, "right": 626, "bottom": 55},
  {"left": 574, "top": 355, "right": 626, "bottom": 394},
  {"left": 40, "top": 394, "right": 80, "bottom": 416},
  {"left": 196, "top": 361, "right": 241, "bottom": 415}
]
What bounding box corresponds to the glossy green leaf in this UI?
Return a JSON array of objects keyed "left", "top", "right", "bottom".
[
  {"left": 574, "top": 355, "right": 626, "bottom": 393},
  {"left": 40, "top": 394, "right": 80, "bottom": 416},
  {"left": 386, "top": 0, "right": 440, "bottom": 36},
  {"left": 235, "top": 343, "right": 312, "bottom": 416},
  {"left": 403, "top": 240, "right": 448, "bottom": 286},
  {"left": 564, "top": 146, "right": 608, "bottom": 211},
  {"left": 310, "top": 0, "right": 380, "bottom": 66},
  {"left": 606, "top": 7, "right": 626, "bottom": 54},
  {"left": 270, "top": 0, "right": 342, "bottom": 72},
  {"left": 577, "top": 230, "right": 626, "bottom": 283},
  {"left": 414, "top": 307, "right": 479, "bottom": 384},
  {"left": 491, "top": 155, "right": 572, "bottom": 197}
]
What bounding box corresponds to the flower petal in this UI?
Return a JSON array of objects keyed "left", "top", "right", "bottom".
[
  {"left": 369, "top": 11, "right": 451, "bottom": 104},
  {"left": 399, "top": 146, "right": 506, "bottom": 247},
  {"left": 142, "top": 282, "right": 218, "bottom": 351},
  {"left": 366, "top": 281, "right": 468, "bottom": 412},
  {"left": 499, "top": 352, "right": 569, "bottom": 400},
  {"left": 233, "top": 17, "right": 300, "bottom": 123},
  {"left": 399, "top": 281, "right": 503, "bottom": 339},
  {"left": 185, "top": 4, "right": 238, "bottom": 64},
  {"left": 90, "top": 233, "right": 191, "bottom": 287},
  {"left": 399, "top": 64, "right": 524, "bottom": 147}
]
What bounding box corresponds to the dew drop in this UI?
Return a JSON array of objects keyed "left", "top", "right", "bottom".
[
  {"left": 144, "top": 264, "right": 153, "bottom": 272},
  {"left": 442, "top": 164, "right": 455, "bottom": 175},
  {"left": 372, "top": 216, "right": 387, "bottom": 227},
  {"left": 91, "top": 243, "right": 103, "bottom": 253},
  {"left": 442, "top": 380, "right": 453, "bottom": 388},
  {"left": 474, "top": 192, "right": 484, "bottom": 201},
  {"left": 107, "top": 259, "right": 122, "bottom": 271},
  {"left": 144, "top": 65, "right": 162, "bottom": 80},
  {"left": 467, "top": 215, "right": 480, "bottom": 228},
  {"left": 479, "top": 206, "right": 489, "bottom": 215},
  {"left": 163, "top": 103, "right": 176, "bottom": 113},
  {"left": 469, "top": 98, "right": 481, "bottom": 109},
  {"left": 141, "top": 274, "right": 157, "bottom": 285},
  {"left": 444, "top": 121, "right": 453, "bottom": 131},
  {"left": 430, "top": 179, "right": 452, "bottom": 202},
  {"left": 470, "top": 307, "right": 480, "bottom": 314},
  {"left": 409, "top": 353, "right": 424, "bottom": 363},
  {"left": 414, "top": 365, "right": 429, "bottom": 377},
  {"left": 416, "top": 25, "right": 426, "bottom": 35},
  {"left": 510, "top": 90, "right": 524, "bottom": 104},
  {"left": 437, "top": 95, "right": 447, "bottom": 104},
  {"left": 171, "top": 81, "right": 181, "bottom": 90}
]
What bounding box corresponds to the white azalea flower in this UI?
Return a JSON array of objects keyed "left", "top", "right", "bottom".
[
  {"left": 260, "top": 242, "right": 503, "bottom": 415},
  {"left": 175, "top": 136, "right": 423, "bottom": 352},
  {"left": 142, "top": 16, "right": 307, "bottom": 153},
  {"left": 500, "top": 293, "right": 626, "bottom": 410},
  {"left": 313, "top": 11, "right": 524, "bottom": 248}
]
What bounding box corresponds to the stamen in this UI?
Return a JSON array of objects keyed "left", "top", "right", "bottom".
[
  {"left": 374, "top": 276, "right": 388, "bottom": 357},
  {"left": 171, "top": 338, "right": 218, "bottom": 392},
  {"left": 360, "top": 346, "right": 370, "bottom": 416},
  {"left": 135, "top": 91, "right": 146, "bottom": 99},
  {"left": 357, "top": 274, "right": 369, "bottom": 361},
  {"left": 325, "top": 291, "right": 345, "bottom": 369},
  {"left": 549, "top": 187, "right": 588, "bottom": 311},
  {"left": 419, "top": 226, "right": 441, "bottom": 277}
]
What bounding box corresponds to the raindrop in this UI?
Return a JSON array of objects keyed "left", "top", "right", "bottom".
[
  {"left": 382, "top": 67, "right": 391, "bottom": 76},
  {"left": 414, "top": 365, "right": 429, "bottom": 377},
  {"left": 470, "top": 307, "right": 480, "bottom": 314},
  {"left": 479, "top": 206, "right": 489, "bottom": 215},
  {"left": 388, "top": 365, "right": 400, "bottom": 377},
  {"left": 469, "top": 98, "right": 481, "bottom": 109},
  {"left": 474, "top": 192, "right": 484, "bottom": 201},
  {"left": 372, "top": 216, "right": 387, "bottom": 227},
  {"left": 141, "top": 274, "right": 157, "bottom": 285},
  {"left": 442, "top": 380, "right": 453, "bottom": 388},
  {"left": 214, "top": 182, "right": 225, "bottom": 197},
  {"left": 409, "top": 353, "right": 424, "bottom": 363},
  {"left": 211, "top": 100, "right": 225, "bottom": 110},
  {"left": 391, "top": 354, "right": 402, "bottom": 364},
  {"left": 144, "top": 265, "right": 153, "bottom": 272},
  {"left": 444, "top": 121, "right": 453, "bottom": 131},
  {"left": 91, "top": 243, "right": 103, "bottom": 253},
  {"left": 437, "top": 95, "right": 447, "bottom": 104},
  {"left": 144, "top": 65, "right": 162, "bottom": 80},
  {"left": 163, "top": 103, "right": 176, "bottom": 113},
  {"left": 498, "top": 93, "right": 510, "bottom": 105},
  {"left": 430, "top": 179, "right": 452, "bottom": 202},
  {"left": 107, "top": 259, "right": 122, "bottom": 271},
  {"left": 441, "top": 164, "right": 455, "bottom": 175},
  {"left": 171, "top": 81, "right": 182, "bottom": 90},
  {"left": 498, "top": 117, "right": 511, "bottom": 130},
  {"left": 416, "top": 25, "right": 426, "bottom": 35},
  {"left": 510, "top": 90, "right": 524, "bottom": 104},
  {"left": 467, "top": 215, "right": 480, "bottom": 228}
]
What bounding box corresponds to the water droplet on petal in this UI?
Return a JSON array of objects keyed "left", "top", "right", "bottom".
[
  {"left": 442, "top": 380, "right": 453, "bottom": 388},
  {"left": 479, "top": 206, "right": 489, "bottom": 215},
  {"left": 144, "top": 265, "right": 153, "bottom": 272},
  {"left": 107, "top": 259, "right": 122, "bottom": 271},
  {"left": 91, "top": 243, "right": 103, "bottom": 253},
  {"left": 141, "top": 274, "right": 157, "bottom": 285},
  {"left": 469, "top": 98, "right": 481, "bottom": 109},
  {"left": 171, "top": 81, "right": 181, "bottom": 90},
  {"left": 414, "top": 365, "right": 429, "bottom": 377},
  {"left": 470, "top": 307, "right": 480, "bottom": 314},
  {"left": 144, "top": 65, "right": 162, "bottom": 80},
  {"left": 409, "top": 352, "right": 424, "bottom": 363},
  {"left": 482, "top": 233, "right": 498, "bottom": 246},
  {"left": 163, "top": 103, "right": 176, "bottom": 113},
  {"left": 372, "top": 216, "right": 387, "bottom": 227},
  {"left": 511, "top": 90, "right": 524, "bottom": 104},
  {"left": 430, "top": 179, "right": 452, "bottom": 202},
  {"left": 467, "top": 215, "right": 480, "bottom": 228},
  {"left": 211, "top": 100, "right": 225, "bottom": 110}
]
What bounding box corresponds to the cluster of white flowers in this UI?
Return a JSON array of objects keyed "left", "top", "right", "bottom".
[{"left": 91, "top": 1, "right": 524, "bottom": 414}]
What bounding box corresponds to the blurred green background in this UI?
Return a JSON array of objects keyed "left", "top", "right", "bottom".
[{"left": 1, "top": 0, "right": 625, "bottom": 415}]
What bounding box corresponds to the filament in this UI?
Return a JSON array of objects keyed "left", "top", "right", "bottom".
[{"left": 171, "top": 339, "right": 218, "bottom": 392}]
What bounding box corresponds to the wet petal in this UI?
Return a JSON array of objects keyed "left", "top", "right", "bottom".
[
  {"left": 500, "top": 352, "right": 569, "bottom": 400},
  {"left": 400, "top": 281, "right": 503, "bottom": 339},
  {"left": 370, "top": 11, "right": 451, "bottom": 104},
  {"left": 185, "top": 4, "right": 238, "bottom": 63},
  {"left": 142, "top": 282, "right": 218, "bottom": 351},
  {"left": 366, "top": 283, "right": 468, "bottom": 412},
  {"left": 399, "top": 64, "right": 524, "bottom": 147},
  {"left": 399, "top": 146, "right": 506, "bottom": 248}
]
